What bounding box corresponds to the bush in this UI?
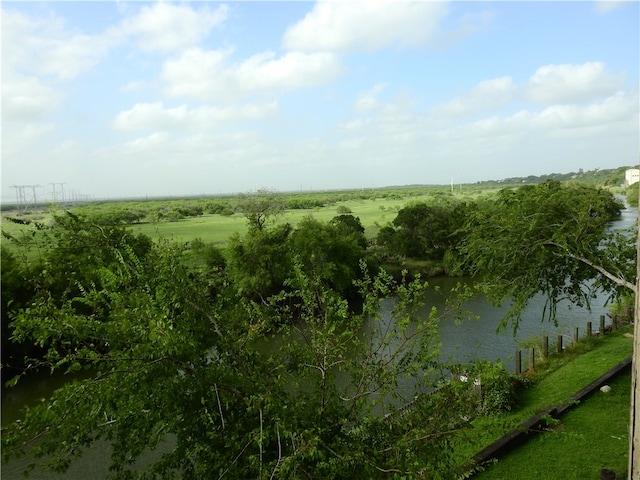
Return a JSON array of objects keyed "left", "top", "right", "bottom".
[{"left": 453, "top": 360, "right": 517, "bottom": 416}]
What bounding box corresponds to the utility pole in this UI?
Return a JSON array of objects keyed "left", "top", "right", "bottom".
[{"left": 630, "top": 184, "right": 640, "bottom": 479}]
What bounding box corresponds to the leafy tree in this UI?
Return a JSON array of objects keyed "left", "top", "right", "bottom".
[
  {"left": 2, "top": 218, "right": 471, "bottom": 478},
  {"left": 226, "top": 223, "right": 294, "bottom": 300},
  {"left": 330, "top": 214, "right": 368, "bottom": 248},
  {"left": 237, "top": 188, "right": 284, "bottom": 230},
  {"left": 459, "top": 179, "right": 640, "bottom": 478},
  {"left": 459, "top": 181, "right": 629, "bottom": 330},
  {"left": 378, "top": 201, "right": 466, "bottom": 261},
  {"left": 1, "top": 246, "right": 39, "bottom": 371},
  {"left": 289, "top": 216, "right": 366, "bottom": 296}
]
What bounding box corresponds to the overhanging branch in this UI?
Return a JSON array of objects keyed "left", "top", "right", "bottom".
[{"left": 545, "top": 242, "right": 636, "bottom": 293}]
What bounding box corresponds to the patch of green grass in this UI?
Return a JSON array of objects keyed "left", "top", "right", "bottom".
[
  {"left": 128, "top": 213, "right": 249, "bottom": 246},
  {"left": 475, "top": 369, "right": 630, "bottom": 479},
  {"left": 455, "top": 328, "right": 634, "bottom": 477}
]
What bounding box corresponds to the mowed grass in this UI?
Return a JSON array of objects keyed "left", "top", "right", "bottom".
[
  {"left": 127, "top": 195, "right": 432, "bottom": 246},
  {"left": 475, "top": 369, "right": 631, "bottom": 479},
  {"left": 462, "top": 329, "right": 634, "bottom": 478},
  {"left": 128, "top": 213, "right": 249, "bottom": 246}
]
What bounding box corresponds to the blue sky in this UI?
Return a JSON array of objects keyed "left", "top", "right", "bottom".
[{"left": 2, "top": 1, "right": 638, "bottom": 201}]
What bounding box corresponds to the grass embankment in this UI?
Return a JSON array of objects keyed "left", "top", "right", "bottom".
[{"left": 460, "top": 328, "right": 634, "bottom": 479}]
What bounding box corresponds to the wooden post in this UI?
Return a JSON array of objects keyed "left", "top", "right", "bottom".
[
  {"left": 587, "top": 322, "right": 592, "bottom": 337},
  {"left": 529, "top": 347, "right": 535, "bottom": 371},
  {"left": 600, "top": 315, "right": 605, "bottom": 335},
  {"left": 543, "top": 336, "right": 549, "bottom": 359},
  {"left": 515, "top": 350, "right": 522, "bottom": 375},
  {"left": 574, "top": 327, "right": 579, "bottom": 345},
  {"left": 557, "top": 335, "right": 563, "bottom": 353}
]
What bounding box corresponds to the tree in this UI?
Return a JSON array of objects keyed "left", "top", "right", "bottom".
[
  {"left": 2, "top": 217, "right": 472, "bottom": 479},
  {"left": 459, "top": 180, "right": 639, "bottom": 478},
  {"left": 226, "top": 223, "right": 294, "bottom": 300},
  {"left": 290, "top": 216, "right": 366, "bottom": 294},
  {"left": 237, "top": 188, "right": 284, "bottom": 230},
  {"left": 379, "top": 201, "right": 466, "bottom": 261},
  {"left": 460, "top": 181, "right": 630, "bottom": 329},
  {"left": 227, "top": 215, "right": 368, "bottom": 302}
]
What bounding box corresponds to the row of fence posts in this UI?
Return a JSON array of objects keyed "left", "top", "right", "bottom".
[{"left": 515, "top": 314, "right": 617, "bottom": 375}]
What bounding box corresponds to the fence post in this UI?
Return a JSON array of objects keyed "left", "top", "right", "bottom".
[
  {"left": 587, "top": 322, "right": 592, "bottom": 337},
  {"left": 600, "top": 315, "right": 605, "bottom": 335},
  {"left": 574, "top": 327, "right": 579, "bottom": 345},
  {"left": 515, "top": 350, "right": 522, "bottom": 375},
  {"left": 543, "top": 336, "right": 549, "bottom": 359},
  {"left": 529, "top": 347, "right": 535, "bottom": 371},
  {"left": 557, "top": 335, "right": 563, "bottom": 353}
]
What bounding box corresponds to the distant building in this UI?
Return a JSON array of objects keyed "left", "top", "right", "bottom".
[{"left": 625, "top": 168, "right": 640, "bottom": 186}]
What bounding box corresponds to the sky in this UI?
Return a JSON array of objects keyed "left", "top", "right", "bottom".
[{"left": 1, "top": 1, "right": 639, "bottom": 201}]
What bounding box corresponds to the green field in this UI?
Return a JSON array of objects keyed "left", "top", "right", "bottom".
[{"left": 1, "top": 187, "right": 489, "bottom": 248}]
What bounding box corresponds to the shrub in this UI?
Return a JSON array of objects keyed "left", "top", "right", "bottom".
[{"left": 453, "top": 360, "right": 517, "bottom": 416}]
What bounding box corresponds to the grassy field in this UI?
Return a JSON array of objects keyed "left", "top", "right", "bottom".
[
  {"left": 125, "top": 192, "right": 447, "bottom": 244},
  {"left": 1, "top": 187, "right": 491, "bottom": 249},
  {"left": 462, "top": 328, "right": 634, "bottom": 478}
]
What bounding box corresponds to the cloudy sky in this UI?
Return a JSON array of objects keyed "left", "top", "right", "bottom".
[{"left": 2, "top": 1, "right": 638, "bottom": 201}]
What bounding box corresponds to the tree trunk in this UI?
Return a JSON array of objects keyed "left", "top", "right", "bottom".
[{"left": 630, "top": 185, "right": 640, "bottom": 479}]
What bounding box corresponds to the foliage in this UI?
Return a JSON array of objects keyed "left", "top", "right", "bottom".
[
  {"left": 471, "top": 361, "right": 517, "bottom": 415},
  {"left": 459, "top": 181, "right": 631, "bottom": 330},
  {"left": 626, "top": 182, "right": 639, "bottom": 207},
  {"left": 377, "top": 199, "right": 467, "bottom": 263},
  {"left": 227, "top": 215, "right": 368, "bottom": 302},
  {"left": 290, "top": 216, "right": 367, "bottom": 294},
  {"left": 471, "top": 344, "right": 633, "bottom": 480},
  {"left": 1, "top": 246, "right": 39, "bottom": 371},
  {"left": 1, "top": 215, "right": 472, "bottom": 478},
  {"left": 226, "top": 223, "right": 294, "bottom": 299},
  {"left": 236, "top": 188, "right": 285, "bottom": 230}
]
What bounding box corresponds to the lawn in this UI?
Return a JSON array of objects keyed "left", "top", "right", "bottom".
[
  {"left": 475, "top": 369, "right": 630, "bottom": 479},
  {"left": 462, "top": 329, "right": 634, "bottom": 479}
]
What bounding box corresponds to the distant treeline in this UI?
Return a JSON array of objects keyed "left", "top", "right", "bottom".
[{"left": 476, "top": 165, "right": 635, "bottom": 187}]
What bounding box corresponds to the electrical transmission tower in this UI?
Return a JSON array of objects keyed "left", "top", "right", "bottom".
[
  {"left": 49, "top": 182, "right": 66, "bottom": 205},
  {"left": 11, "top": 185, "right": 42, "bottom": 211}
]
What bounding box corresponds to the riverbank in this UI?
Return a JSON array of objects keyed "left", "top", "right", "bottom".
[{"left": 459, "top": 326, "right": 634, "bottom": 478}]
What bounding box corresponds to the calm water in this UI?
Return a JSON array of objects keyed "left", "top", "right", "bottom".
[{"left": 2, "top": 200, "right": 636, "bottom": 478}]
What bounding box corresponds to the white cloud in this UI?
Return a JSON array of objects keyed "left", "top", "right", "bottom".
[
  {"left": 1, "top": 122, "right": 55, "bottom": 159},
  {"left": 594, "top": 1, "right": 628, "bottom": 14},
  {"left": 283, "top": 0, "right": 449, "bottom": 52},
  {"left": 430, "top": 76, "right": 517, "bottom": 119},
  {"left": 113, "top": 101, "right": 278, "bottom": 131},
  {"left": 113, "top": 2, "right": 228, "bottom": 53},
  {"left": 2, "top": 75, "right": 63, "bottom": 121},
  {"left": 161, "top": 48, "right": 342, "bottom": 101},
  {"left": 1, "top": 8, "right": 113, "bottom": 80},
  {"left": 354, "top": 83, "right": 387, "bottom": 113},
  {"left": 457, "top": 90, "right": 638, "bottom": 140},
  {"left": 527, "top": 62, "right": 624, "bottom": 104}
]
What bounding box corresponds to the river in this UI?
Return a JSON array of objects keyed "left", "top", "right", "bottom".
[{"left": 2, "top": 199, "right": 636, "bottom": 478}]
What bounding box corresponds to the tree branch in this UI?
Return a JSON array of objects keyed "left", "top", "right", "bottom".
[{"left": 545, "top": 242, "right": 636, "bottom": 292}]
